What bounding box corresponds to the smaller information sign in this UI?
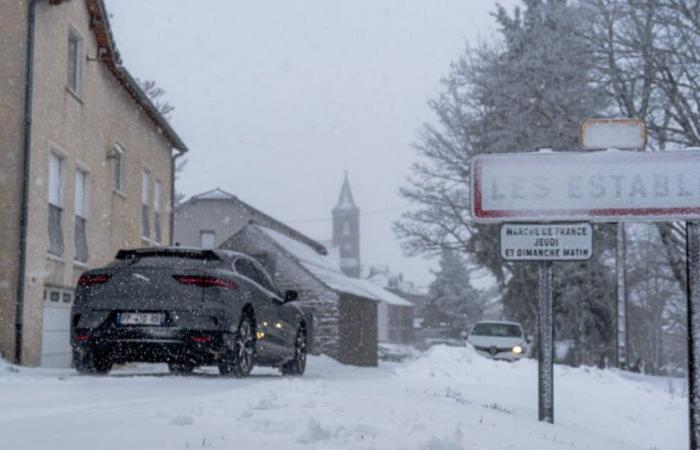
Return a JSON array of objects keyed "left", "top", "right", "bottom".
[{"left": 501, "top": 223, "right": 593, "bottom": 261}]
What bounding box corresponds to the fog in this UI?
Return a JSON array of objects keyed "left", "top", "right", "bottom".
[{"left": 106, "top": 0, "right": 517, "bottom": 286}]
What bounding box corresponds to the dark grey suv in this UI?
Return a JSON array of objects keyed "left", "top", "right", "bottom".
[{"left": 71, "top": 247, "right": 308, "bottom": 377}]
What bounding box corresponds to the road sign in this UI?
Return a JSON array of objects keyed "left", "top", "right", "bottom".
[
  {"left": 580, "top": 118, "right": 646, "bottom": 149},
  {"left": 501, "top": 223, "right": 592, "bottom": 261},
  {"left": 471, "top": 149, "right": 700, "bottom": 223}
]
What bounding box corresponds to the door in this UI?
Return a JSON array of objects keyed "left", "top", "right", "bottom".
[
  {"left": 233, "top": 258, "right": 287, "bottom": 359},
  {"left": 41, "top": 288, "right": 74, "bottom": 368},
  {"left": 249, "top": 260, "right": 296, "bottom": 358}
]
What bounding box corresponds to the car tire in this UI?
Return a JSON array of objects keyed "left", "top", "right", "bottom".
[
  {"left": 168, "top": 362, "right": 195, "bottom": 375},
  {"left": 74, "top": 349, "right": 112, "bottom": 375},
  {"left": 281, "top": 327, "right": 307, "bottom": 376},
  {"left": 218, "top": 314, "right": 255, "bottom": 377}
]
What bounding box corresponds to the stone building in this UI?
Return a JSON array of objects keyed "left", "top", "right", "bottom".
[
  {"left": 173, "top": 188, "right": 323, "bottom": 252},
  {"left": 221, "top": 223, "right": 393, "bottom": 366},
  {"left": 174, "top": 189, "right": 386, "bottom": 366},
  {"left": 0, "top": 0, "right": 188, "bottom": 366},
  {"left": 327, "top": 175, "right": 418, "bottom": 345},
  {"left": 366, "top": 266, "right": 419, "bottom": 344}
]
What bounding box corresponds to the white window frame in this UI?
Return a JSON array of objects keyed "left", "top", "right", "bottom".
[
  {"left": 48, "top": 151, "right": 65, "bottom": 257},
  {"left": 48, "top": 152, "right": 64, "bottom": 208},
  {"left": 74, "top": 168, "right": 88, "bottom": 219},
  {"left": 113, "top": 144, "right": 126, "bottom": 194},
  {"left": 67, "top": 27, "right": 84, "bottom": 96},
  {"left": 154, "top": 180, "right": 163, "bottom": 244},
  {"left": 74, "top": 168, "right": 89, "bottom": 263},
  {"left": 141, "top": 170, "right": 151, "bottom": 240},
  {"left": 200, "top": 230, "right": 216, "bottom": 249}
]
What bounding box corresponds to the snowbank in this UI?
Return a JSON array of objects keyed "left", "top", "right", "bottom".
[{"left": 0, "top": 346, "right": 687, "bottom": 450}]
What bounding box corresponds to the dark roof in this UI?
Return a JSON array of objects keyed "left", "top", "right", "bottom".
[{"left": 79, "top": 0, "right": 188, "bottom": 153}]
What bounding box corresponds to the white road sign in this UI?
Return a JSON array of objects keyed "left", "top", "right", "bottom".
[
  {"left": 501, "top": 223, "right": 593, "bottom": 261},
  {"left": 580, "top": 118, "right": 646, "bottom": 149},
  {"left": 471, "top": 149, "right": 700, "bottom": 223}
]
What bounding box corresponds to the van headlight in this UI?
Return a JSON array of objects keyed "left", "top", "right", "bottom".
[{"left": 512, "top": 345, "right": 523, "bottom": 354}]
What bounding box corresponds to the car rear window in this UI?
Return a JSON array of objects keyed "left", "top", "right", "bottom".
[
  {"left": 471, "top": 323, "right": 522, "bottom": 338},
  {"left": 110, "top": 249, "right": 223, "bottom": 268}
]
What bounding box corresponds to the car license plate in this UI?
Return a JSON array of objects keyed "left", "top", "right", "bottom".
[{"left": 117, "top": 312, "right": 165, "bottom": 326}]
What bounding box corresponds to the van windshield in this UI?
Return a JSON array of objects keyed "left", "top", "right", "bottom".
[{"left": 471, "top": 323, "right": 522, "bottom": 338}]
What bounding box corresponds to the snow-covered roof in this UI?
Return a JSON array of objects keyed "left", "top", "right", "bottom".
[
  {"left": 191, "top": 188, "right": 237, "bottom": 201},
  {"left": 367, "top": 265, "right": 428, "bottom": 297},
  {"left": 259, "top": 226, "right": 412, "bottom": 306}
]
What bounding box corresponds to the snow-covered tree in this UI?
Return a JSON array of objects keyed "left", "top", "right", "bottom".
[
  {"left": 424, "top": 250, "right": 482, "bottom": 337},
  {"left": 396, "top": 0, "right": 616, "bottom": 362},
  {"left": 625, "top": 224, "right": 686, "bottom": 375}
]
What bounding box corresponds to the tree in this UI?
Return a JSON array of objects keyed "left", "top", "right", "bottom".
[
  {"left": 581, "top": 0, "right": 700, "bottom": 292},
  {"left": 424, "top": 249, "right": 482, "bottom": 336},
  {"left": 625, "top": 224, "right": 686, "bottom": 374},
  {"left": 396, "top": 0, "right": 616, "bottom": 363},
  {"left": 137, "top": 78, "right": 188, "bottom": 206},
  {"left": 138, "top": 79, "right": 175, "bottom": 120}
]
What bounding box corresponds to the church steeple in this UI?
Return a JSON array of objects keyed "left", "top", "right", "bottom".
[
  {"left": 332, "top": 172, "right": 360, "bottom": 278},
  {"left": 333, "top": 171, "right": 359, "bottom": 213}
]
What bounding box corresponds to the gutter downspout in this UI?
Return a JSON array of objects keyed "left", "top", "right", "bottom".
[
  {"left": 16, "top": 0, "right": 43, "bottom": 364},
  {"left": 170, "top": 150, "right": 185, "bottom": 245}
]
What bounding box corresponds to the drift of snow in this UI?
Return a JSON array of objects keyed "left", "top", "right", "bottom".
[{"left": 0, "top": 346, "right": 686, "bottom": 449}]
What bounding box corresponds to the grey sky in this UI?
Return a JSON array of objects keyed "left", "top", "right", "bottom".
[{"left": 107, "top": 0, "right": 517, "bottom": 287}]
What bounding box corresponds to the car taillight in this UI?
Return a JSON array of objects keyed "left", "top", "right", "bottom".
[
  {"left": 173, "top": 275, "right": 238, "bottom": 289},
  {"left": 77, "top": 274, "right": 111, "bottom": 287}
]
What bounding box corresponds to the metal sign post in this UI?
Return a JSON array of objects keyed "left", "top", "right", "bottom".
[
  {"left": 687, "top": 222, "right": 700, "bottom": 449},
  {"left": 538, "top": 261, "right": 554, "bottom": 424},
  {"left": 500, "top": 223, "right": 592, "bottom": 424},
  {"left": 616, "top": 223, "right": 628, "bottom": 368}
]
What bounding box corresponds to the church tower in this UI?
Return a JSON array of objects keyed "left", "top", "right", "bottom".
[{"left": 332, "top": 172, "right": 361, "bottom": 278}]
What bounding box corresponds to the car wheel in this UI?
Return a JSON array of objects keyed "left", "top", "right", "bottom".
[
  {"left": 74, "top": 349, "right": 112, "bottom": 375},
  {"left": 281, "top": 327, "right": 307, "bottom": 376},
  {"left": 168, "top": 362, "right": 195, "bottom": 375},
  {"left": 219, "top": 314, "right": 255, "bottom": 377}
]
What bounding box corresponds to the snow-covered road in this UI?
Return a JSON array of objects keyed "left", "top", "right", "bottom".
[{"left": 0, "top": 346, "right": 687, "bottom": 450}]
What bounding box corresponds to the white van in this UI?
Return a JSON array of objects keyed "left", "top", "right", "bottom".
[{"left": 467, "top": 320, "right": 529, "bottom": 361}]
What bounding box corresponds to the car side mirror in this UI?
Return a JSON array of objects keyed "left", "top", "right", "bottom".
[{"left": 284, "top": 290, "right": 298, "bottom": 302}]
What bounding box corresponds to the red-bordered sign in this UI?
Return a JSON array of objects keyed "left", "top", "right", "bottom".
[{"left": 471, "top": 150, "right": 700, "bottom": 223}]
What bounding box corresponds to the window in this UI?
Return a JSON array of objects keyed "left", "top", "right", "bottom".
[
  {"left": 74, "top": 169, "right": 89, "bottom": 263},
  {"left": 342, "top": 220, "right": 351, "bottom": 236},
  {"left": 200, "top": 230, "right": 215, "bottom": 249},
  {"left": 154, "top": 181, "right": 162, "bottom": 243},
  {"left": 235, "top": 258, "right": 277, "bottom": 293},
  {"left": 234, "top": 259, "right": 259, "bottom": 283},
  {"left": 113, "top": 144, "right": 125, "bottom": 193},
  {"left": 251, "top": 261, "right": 277, "bottom": 293},
  {"left": 67, "top": 28, "right": 83, "bottom": 94},
  {"left": 141, "top": 170, "right": 151, "bottom": 239},
  {"left": 48, "top": 152, "right": 64, "bottom": 256}
]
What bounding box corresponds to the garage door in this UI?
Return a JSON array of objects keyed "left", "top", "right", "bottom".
[{"left": 41, "top": 288, "right": 73, "bottom": 368}]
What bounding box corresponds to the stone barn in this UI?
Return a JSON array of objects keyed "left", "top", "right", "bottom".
[{"left": 222, "top": 223, "right": 405, "bottom": 367}]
